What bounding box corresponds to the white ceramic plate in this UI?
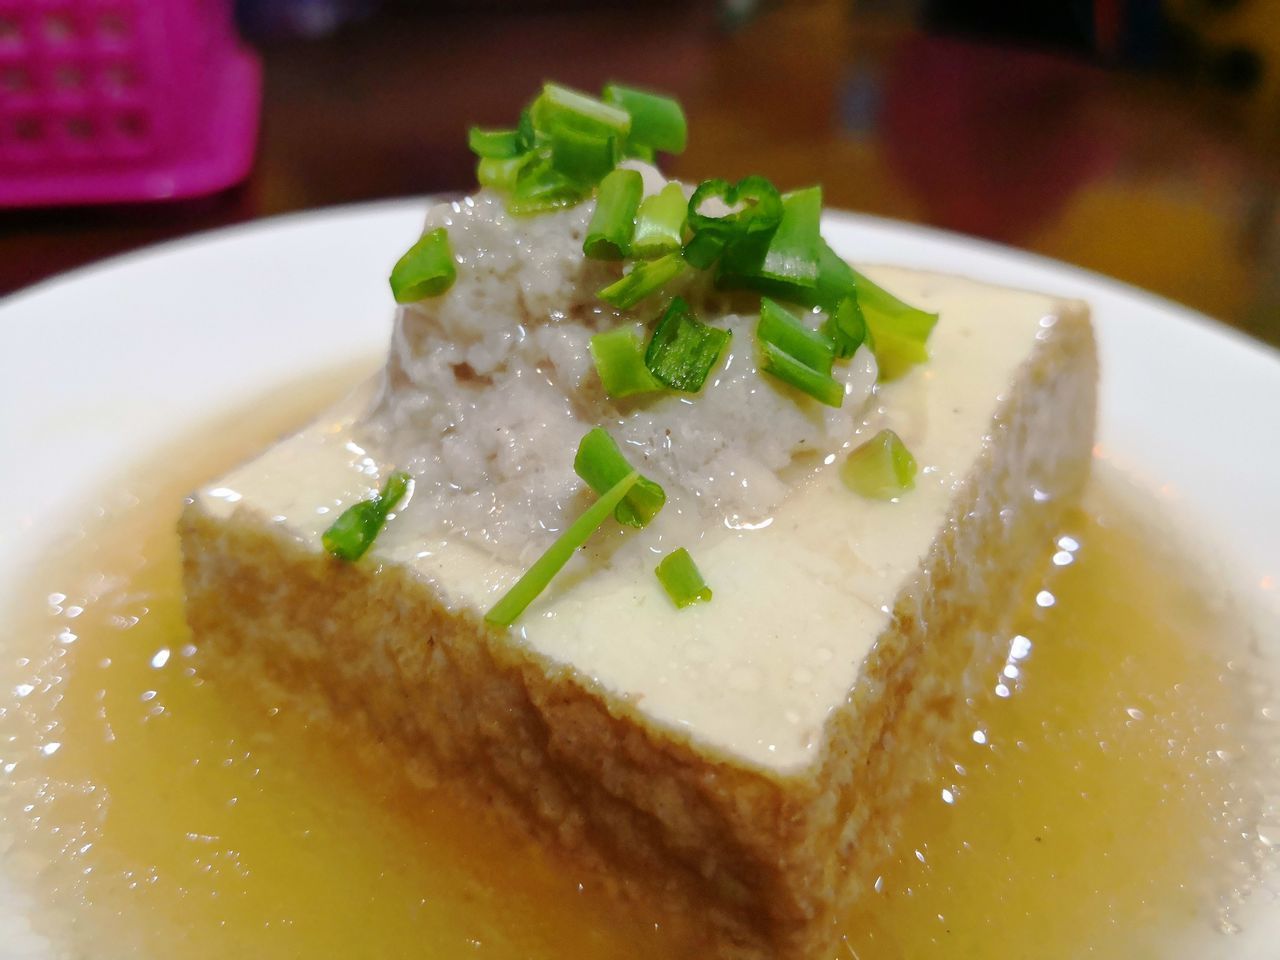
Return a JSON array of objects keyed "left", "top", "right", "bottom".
[{"left": 0, "top": 202, "right": 1277, "bottom": 953}]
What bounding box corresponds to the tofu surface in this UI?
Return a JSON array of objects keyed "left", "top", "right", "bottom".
[{"left": 182, "top": 264, "right": 1096, "bottom": 957}]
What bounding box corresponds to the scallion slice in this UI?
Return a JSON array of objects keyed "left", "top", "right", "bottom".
[
  {"left": 602, "top": 83, "right": 688, "bottom": 154},
  {"left": 468, "top": 127, "right": 522, "bottom": 159},
  {"left": 811, "top": 239, "right": 856, "bottom": 310},
  {"left": 685, "top": 176, "right": 783, "bottom": 271},
  {"left": 389, "top": 228, "right": 457, "bottom": 303},
  {"left": 721, "top": 237, "right": 852, "bottom": 310},
  {"left": 852, "top": 266, "right": 935, "bottom": 320},
  {"left": 759, "top": 297, "right": 835, "bottom": 375},
  {"left": 516, "top": 107, "right": 537, "bottom": 152},
  {"left": 625, "top": 142, "right": 656, "bottom": 163},
  {"left": 823, "top": 295, "right": 867, "bottom": 360},
  {"left": 598, "top": 252, "right": 688, "bottom": 309},
  {"left": 477, "top": 154, "right": 531, "bottom": 192},
  {"left": 685, "top": 176, "right": 783, "bottom": 270},
  {"left": 589, "top": 327, "right": 664, "bottom": 397},
  {"left": 507, "top": 157, "right": 584, "bottom": 215},
  {"left": 851, "top": 267, "right": 939, "bottom": 380},
  {"left": 719, "top": 214, "right": 831, "bottom": 304},
  {"left": 322, "top": 471, "right": 412, "bottom": 562},
  {"left": 550, "top": 126, "right": 617, "bottom": 186},
  {"left": 682, "top": 229, "right": 727, "bottom": 271},
  {"left": 687, "top": 176, "right": 783, "bottom": 238},
  {"left": 644, "top": 296, "right": 730, "bottom": 393},
  {"left": 531, "top": 82, "right": 631, "bottom": 142},
  {"left": 655, "top": 548, "right": 712, "bottom": 608},
  {"left": 757, "top": 186, "right": 822, "bottom": 287},
  {"left": 864, "top": 325, "right": 925, "bottom": 381},
  {"left": 631, "top": 182, "right": 688, "bottom": 259},
  {"left": 759, "top": 341, "right": 844, "bottom": 407},
  {"left": 484, "top": 469, "right": 640, "bottom": 628},
  {"left": 840, "top": 429, "right": 917, "bottom": 499},
  {"left": 583, "top": 168, "right": 643, "bottom": 260},
  {"left": 758, "top": 242, "right": 937, "bottom": 377},
  {"left": 574, "top": 427, "right": 666, "bottom": 528}
]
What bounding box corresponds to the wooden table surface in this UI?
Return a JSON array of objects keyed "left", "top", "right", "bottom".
[{"left": 3, "top": 0, "right": 1278, "bottom": 347}]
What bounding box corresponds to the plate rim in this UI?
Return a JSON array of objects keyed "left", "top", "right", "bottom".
[{"left": 4, "top": 197, "right": 1278, "bottom": 369}]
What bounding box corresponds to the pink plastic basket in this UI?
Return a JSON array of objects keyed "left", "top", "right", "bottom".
[{"left": 0, "top": 0, "right": 261, "bottom": 207}]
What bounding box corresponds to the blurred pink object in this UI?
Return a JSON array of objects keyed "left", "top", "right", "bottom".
[{"left": 0, "top": 0, "right": 261, "bottom": 207}]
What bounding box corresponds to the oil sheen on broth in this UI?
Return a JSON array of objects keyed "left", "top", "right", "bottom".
[{"left": 0, "top": 390, "right": 1268, "bottom": 960}]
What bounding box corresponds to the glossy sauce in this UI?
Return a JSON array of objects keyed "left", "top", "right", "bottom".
[{"left": 0, "top": 403, "right": 1271, "bottom": 959}]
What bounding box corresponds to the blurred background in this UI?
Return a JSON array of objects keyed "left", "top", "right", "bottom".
[{"left": 1, "top": 0, "right": 1278, "bottom": 344}]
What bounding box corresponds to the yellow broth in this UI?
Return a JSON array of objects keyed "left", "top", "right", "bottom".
[{"left": 0, "top": 394, "right": 1265, "bottom": 959}]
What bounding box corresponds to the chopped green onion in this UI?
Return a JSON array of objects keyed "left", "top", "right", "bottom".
[
  {"left": 477, "top": 154, "right": 531, "bottom": 192},
  {"left": 322, "top": 471, "right": 412, "bottom": 562},
  {"left": 507, "top": 156, "right": 585, "bottom": 215},
  {"left": 624, "top": 142, "right": 656, "bottom": 163},
  {"left": 686, "top": 178, "right": 735, "bottom": 239},
  {"left": 655, "top": 548, "right": 712, "bottom": 608},
  {"left": 550, "top": 126, "right": 617, "bottom": 186},
  {"left": 598, "top": 252, "right": 688, "bottom": 309},
  {"left": 583, "top": 168, "right": 643, "bottom": 260},
  {"left": 720, "top": 237, "right": 852, "bottom": 310},
  {"left": 684, "top": 176, "right": 783, "bottom": 270},
  {"left": 758, "top": 297, "right": 834, "bottom": 376},
  {"left": 687, "top": 176, "right": 783, "bottom": 239},
  {"left": 864, "top": 324, "right": 924, "bottom": 381},
  {"left": 389, "top": 228, "right": 457, "bottom": 303},
  {"left": 508, "top": 191, "right": 583, "bottom": 216},
  {"left": 602, "top": 83, "right": 688, "bottom": 154},
  {"left": 716, "top": 177, "right": 783, "bottom": 251},
  {"left": 811, "top": 244, "right": 940, "bottom": 344},
  {"left": 851, "top": 268, "right": 938, "bottom": 380},
  {"left": 759, "top": 341, "right": 844, "bottom": 407},
  {"left": 719, "top": 217, "right": 832, "bottom": 304},
  {"left": 852, "top": 267, "right": 934, "bottom": 320},
  {"left": 823, "top": 295, "right": 867, "bottom": 360},
  {"left": 682, "top": 229, "right": 728, "bottom": 271},
  {"left": 840, "top": 429, "right": 917, "bottom": 499},
  {"left": 574, "top": 427, "right": 666, "bottom": 528},
  {"left": 589, "top": 327, "right": 664, "bottom": 397},
  {"left": 645, "top": 296, "right": 730, "bottom": 393},
  {"left": 742, "top": 241, "right": 937, "bottom": 378},
  {"left": 484, "top": 469, "right": 640, "bottom": 628},
  {"left": 811, "top": 239, "right": 857, "bottom": 310},
  {"left": 757, "top": 297, "right": 842, "bottom": 406},
  {"left": 631, "top": 182, "right": 687, "bottom": 259},
  {"left": 479, "top": 80, "right": 661, "bottom": 214},
  {"left": 531, "top": 82, "right": 631, "bottom": 142},
  {"left": 516, "top": 108, "right": 537, "bottom": 152},
  {"left": 757, "top": 186, "right": 822, "bottom": 287},
  {"left": 468, "top": 127, "right": 522, "bottom": 159}
]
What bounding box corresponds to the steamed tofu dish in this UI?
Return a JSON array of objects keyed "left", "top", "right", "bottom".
[{"left": 180, "top": 82, "right": 1096, "bottom": 959}]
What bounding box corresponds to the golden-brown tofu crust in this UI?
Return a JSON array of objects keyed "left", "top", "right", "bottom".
[{"left": 181, "top": 304, "right": 1096, "bottom": 958}]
